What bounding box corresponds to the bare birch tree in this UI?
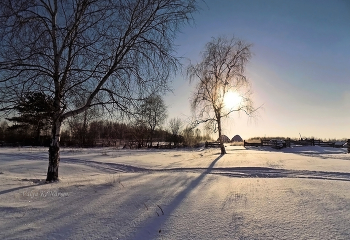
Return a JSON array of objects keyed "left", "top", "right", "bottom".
[
  {"left": 168, "top": 117, "right": 183, "bottom": 146},
  {"left": 0, "top": 0, "right": 198, "bottom": 182},
  {"left": 169, "top": 117, "right": 182, "bottom": 136},
  {"left": 188, "top": 36, "right": 256, "bottom": 154},
  {"left": 138, "top": 94, "right": 167, "bottom": 146}
]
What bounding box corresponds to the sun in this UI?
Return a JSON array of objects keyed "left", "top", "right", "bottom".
[{"left": 224, "top": 91, "right": 242, "bottom": 109}]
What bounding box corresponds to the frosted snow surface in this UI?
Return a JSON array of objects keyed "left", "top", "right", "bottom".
[{"left": 1, "top": 145, "right": 350, "bottom": 240}]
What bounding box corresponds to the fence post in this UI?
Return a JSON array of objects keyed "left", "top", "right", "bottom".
[
  {"left": 261, "top": 139, "right": 263, "bottom": 146},
  {"left": 243, "top": 140, "right": 246, "bottom": 147},
  {"left": 348, "top": 139, "right": 350, "bottom": 153}
]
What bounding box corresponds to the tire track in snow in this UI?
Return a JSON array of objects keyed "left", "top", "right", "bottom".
[{"left": 62, "top": 158, "right": 350, "bottom": 182}]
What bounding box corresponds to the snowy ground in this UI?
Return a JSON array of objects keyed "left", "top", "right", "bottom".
[{"left": 1, "top": 145, "right": 350, "bottom": 240}]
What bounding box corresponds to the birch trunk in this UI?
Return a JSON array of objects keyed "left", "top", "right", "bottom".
[
  {"left": 46, "top": 119, "right": 62, "bottom": 182},
  {"left": 217, "top": 117, "right": 226, "bottom": 155}
]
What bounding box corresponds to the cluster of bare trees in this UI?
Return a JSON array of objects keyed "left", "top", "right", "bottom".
[
  {"left": 0, "top": 121, "right": 52, "bottom": 146},
  {"left": 62, "top": 120, "right": 169, "bottom": 148}
]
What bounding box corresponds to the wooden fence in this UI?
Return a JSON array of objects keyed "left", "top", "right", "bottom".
[
  {"left": 244, "top": 139, "right": 350, "bottom": 152},
  {"left": 123, "top": 141, "right": 176, "bottom": 149},
  {"left": 205, "top": 141, "right": 221, "bottom": 148},
  {"left": 243, "top": 139, "right": 273, "bottom": 147}
]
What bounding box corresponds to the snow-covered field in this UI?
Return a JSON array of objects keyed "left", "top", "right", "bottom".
[{"left": 1, "top": 145, "right": 350, "bottom": 240}]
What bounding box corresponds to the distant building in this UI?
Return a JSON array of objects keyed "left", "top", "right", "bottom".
[
  {"left": 231, "top": 135, "right": 243, "bottom": 142},
  {"left": 217, "top": 135, "right": 230, "bottom": 143}
]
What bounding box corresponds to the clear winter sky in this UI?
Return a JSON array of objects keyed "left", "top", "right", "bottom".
[{"left": 165, "top": 0, "right": 350, "bottom": 140}]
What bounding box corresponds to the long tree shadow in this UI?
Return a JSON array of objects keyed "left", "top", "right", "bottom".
[{"left": 133, "top": 154, "right": 224, "bottom": 239}]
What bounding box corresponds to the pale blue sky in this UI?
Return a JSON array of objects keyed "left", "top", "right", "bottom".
[{"left": 165, "top": 0, "right": 350, "bottom": 140}]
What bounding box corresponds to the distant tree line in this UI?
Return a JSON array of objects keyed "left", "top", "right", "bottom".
[
  {"left": 0, "top": 120, "right": 51, "bottom": 146},
  {"left": 61, "top": 120, "right": 170, "bottom": 148},
  {"left": 0, "top": 115, "right": 212, "bottom": 148},
  {"left": 0, "top": 119, "right": 211, "bottom": 148},
  {"left": 0, "top": 90, "right": 211, "bottom": 147}
]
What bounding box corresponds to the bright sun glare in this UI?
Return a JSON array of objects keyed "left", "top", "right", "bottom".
[{"left": 224, "top": 91, "right": 242, "bottom": 109}]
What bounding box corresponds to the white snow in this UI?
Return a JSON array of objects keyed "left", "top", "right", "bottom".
[{"left": 1, "top": 145, "right": 350, "bottom": 239}]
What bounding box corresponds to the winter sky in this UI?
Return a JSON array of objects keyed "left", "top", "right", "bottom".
[{"left": 166, "top": 0, "right": 350, "bottom": 140}]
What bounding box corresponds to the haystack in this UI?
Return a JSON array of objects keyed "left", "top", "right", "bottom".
[
  {"left": 217, "top": 135, "right": 230, "bottom": 143},
  {"left": 231, "top": 135, "right": 243, "bottom": 142}
]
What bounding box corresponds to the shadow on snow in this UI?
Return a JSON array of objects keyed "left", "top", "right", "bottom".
[
  {"left": 132, "top": 153, "right": 224, "bottom": 239},
  {"left": 62, "top": 158, "right": 350, "bottom": 182}
]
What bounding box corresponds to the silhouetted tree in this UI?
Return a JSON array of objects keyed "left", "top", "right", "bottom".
[
  {"left": 0, "top": 0, "right": 198, "bottom": 181},
  {"left": 188, "top": 36, "right": 256, "bottom": 154},
  {"left": 6, "top": 92, "right": 53, "bottom": 145},
  {"left": 168, "top": 117, "right": 183, "bottom": 146},
  {"left": 139, "top": 94, "right": 167, "bottom": 146}
]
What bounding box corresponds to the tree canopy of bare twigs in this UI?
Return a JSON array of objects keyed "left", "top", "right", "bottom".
[
  {"left": 138, "top": 94, "right": 167, "bottom": 145},
  {"left": 168, "top": 117, "right": 183, "bottom": 145},
  {"left": 169, "top": 117, "right": 183, "bottom": 136},
  {"left": 188, "top": 36, "right": 256, "bottom": 154},
  {"left": 0, "top": 0, "right": 198, "bottom": 181}
]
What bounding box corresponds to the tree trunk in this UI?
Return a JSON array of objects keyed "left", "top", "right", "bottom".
[
  {"left": 35, "top": 125, "right": 41, "bottom": 146},
  {"left": 46, "top": 119, "right": 62, "bottom": 182},
  {"left": 217, "top": 117, "right": 226, "bottom": 155},
  {"left": 149, "top": 128, "right": 155, "bottom": 147}
]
